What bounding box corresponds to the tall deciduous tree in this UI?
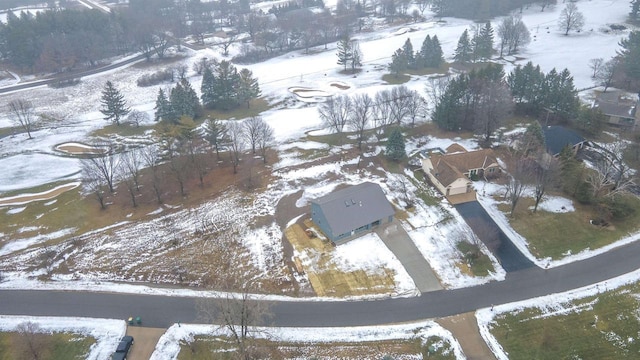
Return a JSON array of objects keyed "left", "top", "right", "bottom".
[
  {"left": 558, "top": 2, "right": 585, "bottom": 35},
  {"left": 7, "top": 99, "right": 37, "bottom": 139},
  {"left": 348, "top": 93, "right": 373, "bottom": 150},
  {"left": 497, "top": 14, "right": 530, "bottom": 56},
  {"left": 318, "top": 95, "right": 352, "bottom": 133},
  {"left": 100, "top": 81, "right": 130, "bottom": 126}
]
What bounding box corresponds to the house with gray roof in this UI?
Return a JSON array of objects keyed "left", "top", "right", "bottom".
[
  {"left": 593, "top": 91, "right": 639, "bottom": 128},
  {"left": 311, "top": 182, "right": 395, "bottom": 244}
]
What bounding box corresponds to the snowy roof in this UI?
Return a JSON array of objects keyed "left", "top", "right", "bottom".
[
  {"left": 543, "top": 126, "right": 585, "bottom": 156},
  {"left": 593, "top": 99, "right": 637, "bottom": 119},
  {"left": 311, "top": 182, "right": 395, "bottom": 236}
]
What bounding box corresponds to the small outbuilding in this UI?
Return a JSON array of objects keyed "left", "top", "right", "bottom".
[{"left": 310, "top": 182, "right": 395, "bottom": 244}]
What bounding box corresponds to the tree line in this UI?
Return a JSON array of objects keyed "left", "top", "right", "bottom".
[{"left": 388, "top": 34, "right": 444, "bottom": 76}]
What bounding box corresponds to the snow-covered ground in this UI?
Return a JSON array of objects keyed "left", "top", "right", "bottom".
[
  {"left": 150, "top": 320, "right": 465, "bottom": 360},
  {"left": 0, "top": 315, "right": 125, "bottom": 360}
]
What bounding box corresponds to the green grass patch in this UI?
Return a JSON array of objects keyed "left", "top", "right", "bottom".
[
  {"left": 490, "top": 282, "right": 640, "bottom": 359},
  {"left": 503, "top": 196, "right": 640, "bottom": 260},
  {"left": 382, "top": 73, "right": 411, "bottom": 84},
  {"left": 203, "top": 98, "right": 271, "bottom": 120},
  {"left": 0, "top": 331, "right": 94, "bottom": 360},
  {"left": 456, "top": 242, "right": 494, "bottom": 277},
  {"left": 178, "top": 334, "right": 453, "bottom": 359},
  {"left": 306, "top": 131, "right": 351, "bottom": 147},
  {"left": 91, "top": 123, "right": 155, "bottom": 137}
]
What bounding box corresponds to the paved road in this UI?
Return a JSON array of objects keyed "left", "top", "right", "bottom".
[
  {"left": 376, "top": 220, "right": 443, "bottom": 292},
  {"left": 2, "top": 234, "right": 639, "bottom": 328},
  {"left": 456, "top": 202, "right": 535, "bottom": 272}
]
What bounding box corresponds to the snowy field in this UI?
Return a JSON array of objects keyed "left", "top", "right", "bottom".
[{"left": 0, "top": 315, "right": 125, "bottom": 360}]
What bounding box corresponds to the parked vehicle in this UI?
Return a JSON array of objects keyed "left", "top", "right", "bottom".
[{"left": 112, "top": 335, "right": 134, "bottom": 360}]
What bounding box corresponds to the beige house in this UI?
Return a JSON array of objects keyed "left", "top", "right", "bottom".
[
  {"left": 593, "top": 92, "right": 639, "bottom": 128},
  {"left": 421, "top": 144, "right": 501, "bottom": 196}
]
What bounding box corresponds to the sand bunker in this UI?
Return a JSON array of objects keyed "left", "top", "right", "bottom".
[
  {"left": 289, "top": 82, "right": 351, "bottom": 103},
  {"left": 55, "top": 142, "right": 105, "bottom": 155},
  {"left": 329, "top": 81, "right": 350, "bottom": 90},
  {"left": 0, "top": 182, "right": 80, "bottom": 207}
]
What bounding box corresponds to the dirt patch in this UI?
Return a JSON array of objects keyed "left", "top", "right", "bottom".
[
  {"left": 0, "top": 182, "right": 80, "bottom": 207},
  {"left": 436, "top": 312, "right": 496, "bottom": 360},
  {"left": 55, "top": 142, "right": 105, "bottom": 155},
  {"left": 330, "top": 82, "right": 351, "bottom": 90}
]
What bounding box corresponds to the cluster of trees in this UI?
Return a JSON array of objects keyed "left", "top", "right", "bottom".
[
  {"left": 496, "top": 14, "right": 530, "bottom": 57},
  {"left": 318, "top": 85, "right": 424, "bottom": 149},
  {"left": 432, "top": 64, "right": 512, "bottom": 142},
  {"left": 632, "top": 0, "right": 640, "bottom": 22},
  {"left": 453, "top": 22, "right": 494, "bottom": 63},
  {"left": 336, "top": 37, "right": 363, "bottom": 72},
  {"left": 82, "top": 115, "right": 274, "bottom": 209},
  {"left": 508, "top": 62, "right": 580, "bottom": 121},
  {"left": 201, "top": 61, "right": 261, "bottom": 110},
  {"left": 389, "top": 35, "right": 444, "bottom": 75},
  {"left": 431, "top": 0, "right": 554, "bottom": 20}
]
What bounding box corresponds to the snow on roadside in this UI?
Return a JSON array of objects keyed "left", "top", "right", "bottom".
[
  {"left": 477, "top": 266, "right": 640, "bottom": 360},
  {"left": 150, "top": 320, "right": 465, "bottom": 360},
  {"left": 0, "top": 315, "right": 125, "bottom": 360},
  {"left": 476, "top": 181, "right": 640, "bottom": 269}
]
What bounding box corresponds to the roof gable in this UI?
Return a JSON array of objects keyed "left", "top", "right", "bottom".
[{"left": 311, "top": 182, "right": 395, "bottom": 236}]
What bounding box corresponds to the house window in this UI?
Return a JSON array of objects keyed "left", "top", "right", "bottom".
[
  {"left": 470, "top": 169, "right": 477, "bottom": 176},
  {"left": 488, "top": 168, "right": 494, "bottom": 173}
]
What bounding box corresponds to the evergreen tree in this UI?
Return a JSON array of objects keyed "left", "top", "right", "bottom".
[
  {"left": 100, "top": 81, "right": 129, "bottom": 125},
  {"left": 200, "top": 65, "right": 217, "bottom": 109},
  {"left": 402, "top": 38, "right": 415, "bottom": 69},
  {"left": 204, "top": 117, "right": 228, "bottom": 160},
  {"left": 520, "top": 121, "right": 544, "bottom": 156},
  {"left": 617, "top": 31, "right": 640, "bottom": 84},
  {"left": 508, "top": 61, "right": 545, "bottom": 112},
  {"left": 237, "top": 68, "right": 261, "bottom": 109},
  {"left": 454, "top": 29, "right": 472, "bottom": 63},
  {"left": 389, "top": 48, "right": 407, "bottom": 77},
  {"left": 475, "top": 22, "right": 494, "bottom": 60},
  {"left": 336, "top": 37, "right": 353, "bottom": 71},
  {"left": 215, "top": 60, "right": 241, "bottom": 110},
  {"left": 154, "top": 88, "right": 175, "bottom": 123},
  {"left": 432, "top": 76, "right": 466, "bottom": 131},
  {"left": 170, "top": 78, "right": 200, "bottom": 119},
  {"left": 386, "top": 127, "right": 406, "bottom": 161},
  {"left": 632, "top": 0, "right": 640, "bottom": 21}
]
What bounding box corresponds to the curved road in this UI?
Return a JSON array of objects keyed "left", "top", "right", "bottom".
[{"left": 2, "top": 235, "right": 639, "bottom": 328}]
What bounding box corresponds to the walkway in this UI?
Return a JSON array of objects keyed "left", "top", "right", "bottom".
[
  {"left": 125, "top": 327, "right": 166, "bottom": 360},
  {"left": 436, "top": 312, "right": 496, "bottom": 360},
  {"left": 376, "top": 220, "right": 443, "bottom": 293}
]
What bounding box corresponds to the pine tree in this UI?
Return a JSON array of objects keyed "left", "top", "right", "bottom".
[
  {"left": 632, "top": 0, "right": 640, "bottom": 21},
  {"left": 336, "top": 37, "right": 353, "bottom": 71},
  {"left": 454, "top": 29, "right": 472, "bottom": 63},
  {"left": 419, "top": 35, "right": 444, "bottom": 68},
  {"left": 204, "top": 117, "right": 228, "bottom": 159},
  {"left": 386, "top": 127, "right": 406, "bottom": 161},
  {"left": 100, "top": 81, "right": 130, "bottom": 125},
  {"left": 475, "top": 22, "right": 494, "bottom": 60},
  {"left": 154, "top": 88, "right": 175, "bottom": 123},
  {"left": 402, "top": 38, "right": 415, "bottom": 69},
  {"left": 170, "top": 78, "right": 201, "bottom": 119},
  {"left": 617, "top": 31, "right": 640, "bottom": 83},
  {"left": 237, "top": 68, "right": 261, "bottom": 109},
  {"left": 215, "top": 60, "right": 241, "bottom": 110},
  {"left": 201, "top": 65, "right": 217, "bottom": 109},
  {"left": 389, "top": 48, "right": 407, "bottom": 77}
]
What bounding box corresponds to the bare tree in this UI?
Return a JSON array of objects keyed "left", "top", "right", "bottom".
[
  {"left": 406, "top": 90, "right": 424, "bottom": 127},
  {"left": 216, "top": 33, "right": 239, "bottom": 56},
  {"left": 591, "top": 141, "right": 635, "bottom": 195},
  {"left": 558, "top": 2, "right": 585, "bottom": 36},
  {"left": 119, "top": 147, "right": 143, "bottom": 207},
  {"left": 595, "top": 58, "right": 618, "bottom": 92},
  {"left": 589, "top": 58, "right": 604, "bottom": 79},
  {"left": 466, "top": 218, "right": 500, "bottom": 254},
  {"left": 425, "top": 76, "right": 450, "bottom": 113},
  {"left": 504, "top": 160, "right": 530, "bottom": 217},
  {"left": 348, "top": 93, "right": 373, "bottom": 150},
  {"left": 257, "top": 121, "right": 275, "bottom": 164},
  {"left": 318, "top": 95, "right": 352, "bottom": 134},
  {"left": 497, "top": 14, "right": 530, "bottom": 56},
  {"left": 373, "top": 90, "right": 395, "bottom": 133},
  {"left": 205, "top": 118, "right": 228, "bottom": 160},
  {"left": 539, "top": 0, "right": 553, "bottom": 12},
  {"left": 389, "top": 85, "right": 412, "bottom": 125},
  {"left": 473, "top": 79, "right": 513, "bottom": 143},
  {"left": 81, "top": 142, "right": 119, "bottom": 193},
  {"left": 243, "top": 116, "right": 265, "bottom": 155},
  {"left": 228, "top": 121, "right": 245, "bottom": 174},
  {"left": 416, "top": 0, "right": 431, "bottom": 15},
  {"left": 197, "top": 277, "right": 273, "bottom": 360},
  {"left": 141, "top": 144, "right": 164, "bottom": 204},
  {"left": 7, "top": 99, "right": 37, "bottom": 139},
  {"left": 14, "top": 322, "right": 49, "bottom": 360},
  {"left": 532, "top": 154, "right": 560, "bottom": 212},
  {"left": 126, "top": 110, "right": 150, "bottom": 128}
]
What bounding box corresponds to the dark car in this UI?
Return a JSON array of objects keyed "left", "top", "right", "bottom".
[{"left": 112, "top": 335, "right": 134, "bottom": 360}]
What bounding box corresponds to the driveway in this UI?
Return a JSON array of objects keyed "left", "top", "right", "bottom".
[
  {"left": 455, "top": 201, "right": 535, "bottom": 272},
  {"left": 376, "top": 219, "right": 443, "bottom": 293}
]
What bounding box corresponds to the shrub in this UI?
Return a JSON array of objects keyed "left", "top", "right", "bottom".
[
  {"left": 136, "top": 68, "right": 174, "bottom": 87},
  {"left": 48, "top": 78, "right": 81, "bottom": 88}
]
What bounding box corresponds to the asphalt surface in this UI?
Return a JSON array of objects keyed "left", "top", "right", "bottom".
[
  {"left": 455, "top": 202, "right": 535, "bottom": 272},
  {"left": 2, "top": 235, "right": 640, "bottom": 328}
]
